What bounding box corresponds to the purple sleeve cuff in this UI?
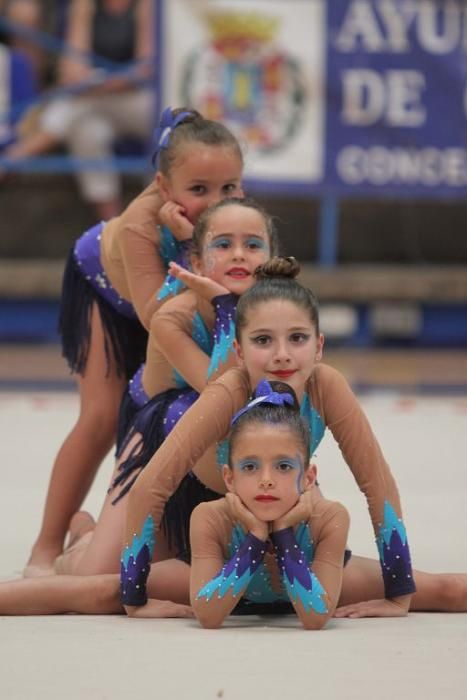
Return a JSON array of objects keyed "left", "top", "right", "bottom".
[
  {"left": 207, "top": 294, "right": 238, "bottom": 378},
  {"left": 196, "top": 531, "right": 266, "bottom": 601},
  {"left": 271, "top": 527, "right": 329, "bottom": 614}
]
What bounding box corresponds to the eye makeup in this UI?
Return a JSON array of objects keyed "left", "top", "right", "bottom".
[{"left": 234, "top": 457, "right": 261, "bottom": 472}]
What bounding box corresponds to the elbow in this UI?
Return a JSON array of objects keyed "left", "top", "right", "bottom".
[
  {"left": 300, "top": 614, "right": 329, "bottom": 631},
  {"left": 193, "top": 607, "right": 224, "bottom": 629}
]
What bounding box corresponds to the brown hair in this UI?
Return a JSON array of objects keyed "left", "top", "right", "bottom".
[
  {"left": 190, "top": 196, "right": 279, "bottom": 257},
  {"left": 235, "top": 256, "right": 320, "bottom": 338},
  {"left": 229, "top": 381, "right": 310, "bottom": 465},
  {"left": 154, "top": 107, "right": 243, "bottom": 175}
]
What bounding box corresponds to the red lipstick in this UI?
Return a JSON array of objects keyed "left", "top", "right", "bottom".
[
  {"left": 227, "top": 267, "right": 250, "bottom": 278},
  {"left": 270, "top": 370, "right": 297, "bottom": 379}
]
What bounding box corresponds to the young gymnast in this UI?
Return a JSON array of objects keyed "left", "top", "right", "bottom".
[
  {"left": 26, "top": 107, "right": 244, "bottom": 576},
  {"left": 1, "top": 374, "right": 466, "bottom": 618},
  {"left": 190, "top": 381, "right": 350, "bottom": 630},
  {"left": 112, "top": 197, "right": 278, "bottom": 501},
  {"left": 120, "top": 256, "right": 467, "bottom": 618},
  {"left": 47, "top": 197, "right": 276, "bottom": 579}
]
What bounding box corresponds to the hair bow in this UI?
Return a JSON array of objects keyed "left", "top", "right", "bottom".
[
  {"left": 152, "top": 106, "right": 192, "bottom": 160},
  {"left": 231, "top": 379, "right": 294, "bottom": 425}
]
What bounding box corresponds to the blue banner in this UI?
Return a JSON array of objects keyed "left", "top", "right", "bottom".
[
  {"left": 326, "top": 0, "right": 467, "bottom": 196},
  {"left": 161, "top": 0, "right": 467, "bottom": 197}
]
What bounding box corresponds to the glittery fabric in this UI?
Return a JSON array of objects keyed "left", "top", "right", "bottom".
[
  {"left": 112, "top": 388, "right": 197, "bottom": 501},
  {"left": 74, "top": 223, "right": 137, "bottom": 319},
  {"left": 300, "top": 394, "right": 325, "bottom": 457},
  {"left": 207, "top": 294, "right": 238, "bottom": 379},
  {"left": 196, "top": 531, "right": 266, "bottom": 602},
  {"left": 163, "top": 389, "right": 198, "bottom": 437},
  {"left": 377, "top": 500, "right": 416, "bottom": 598},
  {"left": 227, "top": 524, "right": 287, "bottom": 604},
  {"left": 157, "top": 227, "right": 189, "bottom": 301},
  {"left": 171, "top": 311, "right": 213, "bottom": 388},
  {"left": 190, "top": 496, "right": 350, "bottom": 627},
  {"left": 271, "top": 527, "right": 328, "bottom": 614},
  {"left": 128, "top": 364, "right": 150, "bottom": 408},
  {"left": 59, "top": 235, "right": 147, "bottom": 379},
  {"left": 120, "top": 515, "right": 156, "bottom": 606}
]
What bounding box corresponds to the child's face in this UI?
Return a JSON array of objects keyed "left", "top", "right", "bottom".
[
  {"left": 192, "top": 204, "right": 270, "bottom": 295},
  {"left": 224, "top": 423, "right": 315, "bottom": 522},
  {"left": 156, "top": 143, "right": 243, "bottom": 224},
  {"left": 235, "top": 300, "right": 324, "bottom": 400}
]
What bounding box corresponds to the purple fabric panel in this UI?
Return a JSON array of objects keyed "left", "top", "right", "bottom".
[{"left": 74, "top": 223, "right": 136, "bottom": 319}]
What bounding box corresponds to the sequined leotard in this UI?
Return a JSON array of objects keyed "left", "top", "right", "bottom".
[
  {"left": 121, "top": 365, "right": 416, "bottom": 607},
  {"left": 190, "top": 491, "right": 350, "bottom": 629}
]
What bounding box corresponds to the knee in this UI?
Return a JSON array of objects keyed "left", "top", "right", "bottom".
[
  {"left": 97, "top": 575, "right": 122, "bottom": 613},
  {"left": 423, "top": 574, "right": 467, "bottom": 611},
  {"left": 439, "top": 575, "right": 467, "bottom": 611},
  {"left": 89, "top": 575, "right": 122, "bottom": 614}
]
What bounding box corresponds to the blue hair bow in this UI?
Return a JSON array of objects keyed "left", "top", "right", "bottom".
[
  {"left": 231, "top": 379, "right": 294, "bottom": 425},
  {"left": 152, "top": 106, "right": 193, "bottom": 166}
]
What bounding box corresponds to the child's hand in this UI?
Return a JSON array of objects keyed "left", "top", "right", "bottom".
[
  {"left": 226, "top": 493, "right": 268, "bottom": 541},
  {"left": 159, "top": 201, "right": 194, "bottom": 241},
  {"left": 272, "top": 490, "right": 315, "bottom": 532},
  {"left": 168, "top": 262, "right": 230, "bottom": 301}
]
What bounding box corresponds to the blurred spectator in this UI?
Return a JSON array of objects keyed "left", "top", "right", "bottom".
[
  {"left": 0, "top": 0, "right": 47, "bottom": 84},
  {"left": 0, "top": 43, "right": 38, "bottom": 149},
  {"left": 1, "top": 0, "right": 155, "bottom": 220}
]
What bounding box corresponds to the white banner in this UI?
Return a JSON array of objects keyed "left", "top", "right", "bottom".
[{"left": 161, "top": 0, "right": 326, "bottom": 183}]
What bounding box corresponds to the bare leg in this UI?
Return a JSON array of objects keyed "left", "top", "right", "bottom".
[
  {"left": 0, "top": 574, "right": 122, "bottom": 615},
  {"left": 146, "top": 559, "right": 191, "bottom": 605},
  {"left": 54, "top": 429, "right": 174, "bottom": 575},
  {"left": 127, "top": 558, "right": 193, "bottom": 618},
  {"left": 338, "top": 555, "right": 467, "bottom": 613},
  {"left": 26, "top": 304, "right": 127, "bottom": 573},
  {"left": 67, "top": 511, "right": 96, "bottom": 547},
  {"left": 0, "top": 560, "right": 191, "bottom": 617},
  {"left": 1, "top": 131, "right": 60, "bottom": 171}
]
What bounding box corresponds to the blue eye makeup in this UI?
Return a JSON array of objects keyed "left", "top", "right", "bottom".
[
  {"left": 246, "top": 237, "right": 268, "bottom": 249},
  {"left": 234, "top": 458, "right": 260, "bottom": 472},
  {"left": 273, "top": 454, "right": 305, "bottom": 493},
  {"left": 208, "top": 238, "right": 231, "bottom": 250}
]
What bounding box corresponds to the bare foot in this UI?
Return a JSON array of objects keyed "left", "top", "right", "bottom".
[
  {"left": 24, "top": 512, "right": 96, "bottom": 577},
  {"left": 23, "top": 545, "right": 62, "bottom": 578},
  {"left": 127, "top": 599, "right": 195, "bottom": 618},
  {"left": 67, "top": 511, "right": 96, "bottom": 548}
]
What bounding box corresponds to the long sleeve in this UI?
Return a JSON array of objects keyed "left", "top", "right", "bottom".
[
  {"left": 190, "top": 503, "right": 267, "bottom": 628},
  {"left": 207, "top": 294, "right": 238, "bottom": 382},
  {"left": 149, "top": 293, "right": 215, "bottom": 394},
  {"left": 311, "top": 364, "right": 416, "bottom": 599},
  {"left": 120, "top": 369, "right": 250, "bottom": 607},
  {"left": 271, "top": 502, "right": 349, "bottom": 630},
  {"left": 149, "top": 292, "right": 238, "bottom": 394},
  {"left": 101, "top": 183, "right": 186, "bottom": 331}
]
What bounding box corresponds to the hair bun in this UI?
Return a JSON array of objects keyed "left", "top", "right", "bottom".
[{"left": 254, "top": 256, "right": 300, "bottom": 281}]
